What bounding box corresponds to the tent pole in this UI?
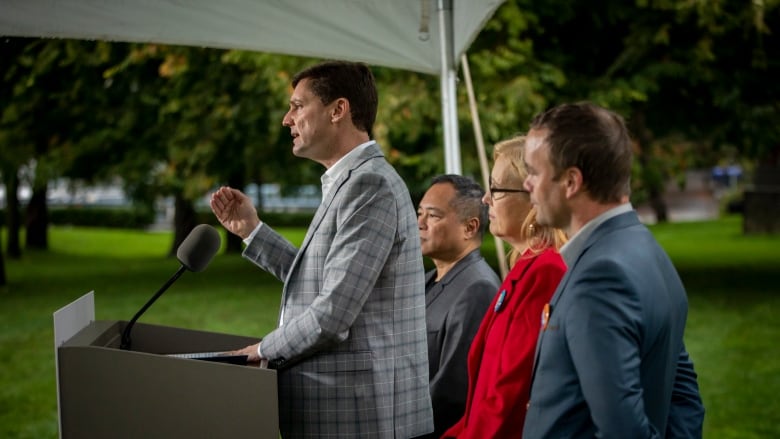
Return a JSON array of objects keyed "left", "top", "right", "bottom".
[
  {"left": 461, "top": 53, "right": 508, "bottom": 278},
  {"left": 438, "top": 0, "right": 461, "bottom": 175}
]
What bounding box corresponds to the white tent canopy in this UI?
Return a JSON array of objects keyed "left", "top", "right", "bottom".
[{"left": 1, "top": 0, "right": 505, "bottom": 173}]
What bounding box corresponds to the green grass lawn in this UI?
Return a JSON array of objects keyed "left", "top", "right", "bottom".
[{"left": 0, "top": 216, "right": 778, "bottom": 438}]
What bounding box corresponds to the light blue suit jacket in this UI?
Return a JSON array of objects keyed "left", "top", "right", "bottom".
[
  {"left": 523, "top": 211, "right": 704, "bottom": 438},
  {"left": 243, "top": 143, "right": 433, "bottom": 438}
]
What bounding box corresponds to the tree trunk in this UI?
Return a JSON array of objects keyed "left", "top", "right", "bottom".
[
  {"left": 648, "top": 191, "right": 668, "bottom": 223},
  {"left": 25, "top": 183, "right": 49, "bottom": 249},
  {"left": 743, "top": 148, "right": 780, "bottom": 234},
  {"left": 630, "top": 108, "right": 669, "bottom": 223},
  {"left": 169, "top": 193, "right": 198, "bottom": 257},
  {"left": 4, "top": 169, "right": 22, "bottom": 258}
]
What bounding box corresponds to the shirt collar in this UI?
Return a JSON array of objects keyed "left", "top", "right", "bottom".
[
  {"left": 560, "top": 203, "right": 633, "bottom": 267},
  {"left": 321, "top": 140, "right": 376, "bottom": 198}
]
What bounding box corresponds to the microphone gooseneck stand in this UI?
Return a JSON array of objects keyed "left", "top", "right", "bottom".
[{"left": 120, "top": 265, "right": 187, "bottom": 350}]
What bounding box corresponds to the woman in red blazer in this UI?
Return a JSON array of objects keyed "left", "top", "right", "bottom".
[{"left": 443, "top": 135, "right": 567, "bottom": 438}]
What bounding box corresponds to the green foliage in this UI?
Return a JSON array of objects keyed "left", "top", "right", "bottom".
[
  {"left": 0, "top": 39, "right": 130, "bottom": 188},
  {"left": 458, "top": 0, "right": 779, "bottom": 222}
]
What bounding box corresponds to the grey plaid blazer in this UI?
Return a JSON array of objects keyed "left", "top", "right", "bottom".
[{"left": 243, "top": 143, "right": 434, "bottom": 438}]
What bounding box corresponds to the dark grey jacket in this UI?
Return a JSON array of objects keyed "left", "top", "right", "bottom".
[{"left": 420, "top": 249, "right": 500, "bottom": 439}]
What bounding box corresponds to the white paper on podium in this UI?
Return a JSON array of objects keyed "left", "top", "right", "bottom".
[{"left": 53, "top": 291, "right": 95, "bottom": 439}]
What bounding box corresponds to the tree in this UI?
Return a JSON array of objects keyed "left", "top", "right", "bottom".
[
  {"left": 1, "top": 38, "right": 39, "bottom": 259},
  {"left": 1, "top": 38, "right": 126, "bottom": 251},
  {"left": 465, "top": 0, "right": 779, "bottom": 221},
  {"left": 105, "top": 46, "right": 320, "bottom": 254}
]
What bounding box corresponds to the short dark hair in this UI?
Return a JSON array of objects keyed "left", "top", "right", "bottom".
[
  {"left": 530, "top": 102, "right": 632, "bottom": 203},
  {"left": 292, "top": 61, "right": 378, "bottom": 136},
  {"left": 430, "top": 174, "right": 489, "bottom": 240}
]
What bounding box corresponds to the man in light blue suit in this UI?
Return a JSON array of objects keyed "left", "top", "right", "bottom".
[{"left": 521, "top": 102, "right": 704, "bottom": 438}]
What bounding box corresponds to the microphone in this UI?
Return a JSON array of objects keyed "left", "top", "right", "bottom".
[{"left": 120, "top": 224, "right": 221, "bottom": 350}]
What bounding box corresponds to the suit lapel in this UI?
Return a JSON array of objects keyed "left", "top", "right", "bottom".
[
  {"left": 301, "top": 144, "right": 382, "bottom": 249},
  {"left": 425, "top": 272, "right": 443, "bottom": 307},
  {"left": 530, "top": 211, "right": 641, "bottom": 378},
  {"left": 278, "top": 144, "right": 384, "bottom": 325},
  {"left": 286, "top": 143, "right": 385, "bottom": 281},
  {"left": 548, "top": 211, "right": 640, "bottom": 308},
  {"left": 425, "top": 250, "right": 481, "bottom": 307}
]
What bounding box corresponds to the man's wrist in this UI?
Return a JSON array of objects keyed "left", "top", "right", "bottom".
[
  {"left": 242, "top": 222, "right": 264, "bottom": 245},
  {"left": 256, "top": 341, "right": 264, "bottom": 360}
]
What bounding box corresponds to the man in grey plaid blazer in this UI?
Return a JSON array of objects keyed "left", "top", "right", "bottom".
[{"left": 211, "top": 61, "right": 433, "bottom": 438}]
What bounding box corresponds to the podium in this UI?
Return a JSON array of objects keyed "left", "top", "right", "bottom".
[{"left": 54, "top": 293, "right": 279, "bottom": 438}]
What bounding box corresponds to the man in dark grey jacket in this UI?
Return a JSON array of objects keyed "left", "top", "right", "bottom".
[{"left": 415, "top": 174, "right": 501, "bottom": 439}]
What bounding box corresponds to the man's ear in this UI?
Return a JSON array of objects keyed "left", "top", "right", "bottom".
[
  {"left": 464, "top": 217, "right": 480, "bottom": 239},
  {"left": 331, "top": 98, "right": 349, "bottom": 123},
  {"left": 564, "top": 167, "right": 584, "bottom": 199}
]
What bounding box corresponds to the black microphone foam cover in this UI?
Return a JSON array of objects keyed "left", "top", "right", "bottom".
[{"left": 176, "top": 224, "right": 221, "bottom": 272}]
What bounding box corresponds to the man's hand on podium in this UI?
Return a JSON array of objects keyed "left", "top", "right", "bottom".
[{"left": 231, "top": 342, "right": 263, "bottom": 363}]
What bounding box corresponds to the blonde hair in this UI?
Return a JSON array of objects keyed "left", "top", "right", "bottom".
[{"left": 493, "top": 135, "right": 567, "bottom": 265}]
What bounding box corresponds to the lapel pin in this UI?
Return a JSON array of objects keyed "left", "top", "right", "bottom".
[
  {"left": 494, "top": 289, "right": 507, "bottom": 312},
  {"left": 541, "top": 303, "right": 551, "bottom": 330}
]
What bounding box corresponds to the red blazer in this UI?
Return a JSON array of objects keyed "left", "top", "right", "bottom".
[{"left": 443, "top": 247, "right": 566, "bottom": 439}]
